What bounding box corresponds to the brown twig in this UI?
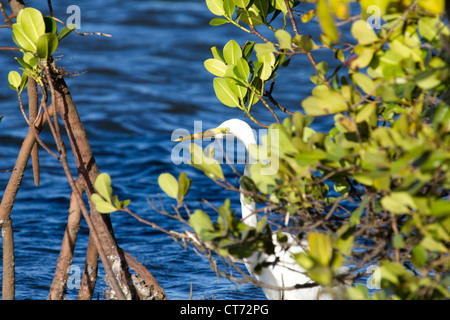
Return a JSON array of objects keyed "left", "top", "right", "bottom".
[
  {"left": 265, "top": 82, "right": 294, "bottom": 116},
  {"left": 0, "top": 2, "right": 12, "bottom": 27},
  {"left": 0, "top": 46, "right": 20, "bottom": 50},
  {"left": 284, "top": 0, "right": 299, "bottom": 36},
  {"left": 48, "top": 178, "right": 84, "bottom": 300},
  {"left": 0, "top": 104, "right": 55, "bottom": 299},
  {"left": 47, "top": 0, "right": 53, "bottom": 17},
  {"left": 28, "top": 78, "right": 40, "bottom": 186}
]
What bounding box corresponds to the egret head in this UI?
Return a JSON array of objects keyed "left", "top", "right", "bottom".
[{"left": 173, "top": 119, "right": 256, "bottom": 147}]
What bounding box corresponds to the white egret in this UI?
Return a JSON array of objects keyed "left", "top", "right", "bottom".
[{"left": 176, "top": 119, "right": 330, "bottom": 300}]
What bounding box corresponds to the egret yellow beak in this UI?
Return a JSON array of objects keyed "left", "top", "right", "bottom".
[{"left": 172, "top": 127, "right": 229, "bottom": 142}]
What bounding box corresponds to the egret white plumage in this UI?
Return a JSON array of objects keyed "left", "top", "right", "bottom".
[{"left": 176, "top": 119, "right": 330, "bottom": 300}]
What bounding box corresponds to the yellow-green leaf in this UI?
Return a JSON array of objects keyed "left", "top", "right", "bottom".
[
  {"left": 223, "top": 39, "right": 242, "bottom": 65},
  {"left": 275, "top": 29, "right": 291, "bottom": 50},
  {"left": 158, "top": 173, "right": 179, "bottom": 199},
  {"left": 204, "top": 58, "right": 228, "bottom": 77},
  {"left": 206, "top": 0, "right": 226, "bottom": 16},
  {"left": 94, "top": 173, "right": 113, "bottom": 203},
  {"left": 213, "top": 77, "right": 240, "bottom": 107},
  {"left": 351, "top": 19, "right": 379, "bottom": 45},
  {"left": 308, "top": 232, "right": 333, "bottom": 266},
  {"left": 381, "top": 192, "right": 416, "bottom": 214},
  {"left": 352, "top": 72, "right": 377, "bottom": 95},
  {"left": 189, "top": 209, "right": 215, "bottom": 236},
  {"left": 8, "top": 71, "right": 22, "bottom": 90},
  {"left": 317, "top": 0, "right": 338, "bottom": 42},
  {"left": 17, "top": 8, "right": 45, "bottom": 46},
  {"left": 92, "top": 193, "right": 117, "bottom": 214},
  {"left": 418, "top": 0, "right": 444, "bottom": 14},
  {"left": 36, "top": 33, "right": 58, "bottom": 60}
]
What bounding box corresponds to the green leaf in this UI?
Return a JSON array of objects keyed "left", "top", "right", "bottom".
[
  {"left": 275, "top": 29, "right": 291, "bottom": 50},
  {"left": 15, "top": 57, "right": 32, "bottom": 70},
  {"left": 17, "top": 7, "right": 45, "bottom": 46},
  {"left": 178, "top": 172, "right": 191, "bottom": 201},
  {"left": 223, "top": 0, "right": 236, "bottom": 17},
  {"left": 18, "top": 73, "right": 28, "bottom": 93},
  {"left": 233, "top": 0, "right": 250, "bottom": 8},
  {"left": 292, "top": 34, "right": 317, "bottom": 52},
  {"left": 211, "top": 46, "right": 225, "bottom": 63},
  {"left": 389, "top": 39, "right": 422, "bottom": 62},
  {"left": 8, "top": 71, "right": 22, "bottom": 90},
  {"left": 254, "top": 42, "right": 276, "bottom": 55},
  {"left": 223, "top": 39, "right": 242, "bottom": 65},
  {"left": 189, "top": 209, "right": 215, "bottom": 237},
  {"left": 352, "top": 72, "right": 377, "bottom": 95},
  {"left": 392, "top": 234, "right": 405, "bottom": 249},
  {"left": 158, "top": 173, "right": 179, "bottom": 199},
  {"left": 92, "top": 193, "right": 117, "bottom": 214},
  {"left": 301, "top": 85, "right": 348, "bottom": 116},
  {"left": 420, "top": 236, "right": 448, "bottom": 253},
  {"left": 12, "top": 23, "right": 36, "bottom": 51},
  {"left": 112, "top": 195, "right": 130, "bottom": 209},
  {"left": 350, "top": 48, "right": 375, "bottom": 69},
  {"left": 293, "top": 252, "right": 314, "bottom": 270},
  {"left": 57, "top": 24, "right": 76, "bottom": 41},
  {"left": 209, "top": 17, "right": 229, "bottom": 26},
  {"left": 206, "top": 0, "right": 226, "bottom": 16},
  {"left": 44, "top": 16, "right": 57, "bottom": 34},
  {"left": 317, "top": 0, "right": 338, "bottom": 42},
  {"left": 381, "top": 192, "right": 416, "bottom": 214},
  {"left": 94, "top": 173, "right": 113, "bottom": 204},
  {"left": 411, "top": 245, "right": 428, "bottom": 268},
  {"left": 235, "top": 57, "right": 250, "bottom": 82},
  {"left": 204, "top": 58, "right": 228, "bottom": 77},
  {"left": 415, "top": 71, "right": 441, "bottom": 90},
  {"left": 237, "top": 7, "right": 265, "bottom": 26},
  {"left": 430, "top": 199, "right": 450, "bottom": 218},
  {"left": 257, "top": 52, "right": 275, "bottom": 81},
  {"left": 316, "top": 61, "right": 328, "bottom": 76},
  {"left": 355, "top": 103, "right": 377, "bottom": 124},
  {"left": 351, "top": 19, "right": 379, "bottom": 45},
  {"left": 272, "top": 0, "right": 288, "bottom": 14},
  {"left": 213, "top": 77, "right": 240, "bottom": 107},
  {"left": 308, "top": 232, "right": 333, "bottom": 266},
  {"left": 190, "top": 143, "right": 224, "bottom": 180},
  {"left": 36, "top": 33, "right": 58, "bottom": 60},
  {"left": 225, "top": 66, "right": 247, "bottom": 100},
  {"left": 242, "top": 41, "right": 255, "bottom": 61},
  {"left": 23, "top": 52, "right": 38, "bottom": 67}
]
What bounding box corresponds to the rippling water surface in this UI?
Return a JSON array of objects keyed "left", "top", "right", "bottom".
[{"left": 0, "top": 0, "right": 331, "bottom": 300}]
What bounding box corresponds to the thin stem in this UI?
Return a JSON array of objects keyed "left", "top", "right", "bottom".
[
  {"left": 47, "top": 0, "right": 54, "bottom": 17},
  {"left": 29, "top": 117, "right": 60, "bottom": 160},
  {"left": 244, "top": 109, "right": 268, "bottom": 128},
  {"left": 0, "top": 46, "right": 20, "bottom": 50},
  {"left": 284, "top": 0, "right": 299, "bottom": 36},
  {"left": 16, "top": 92, "right": 30, "bottom": 125},
  {"left": 265, "top": 82, "right": 294, "bottom": 116},
  {"left": 306, "top": 52, "right": 332, "bottom": 89}
]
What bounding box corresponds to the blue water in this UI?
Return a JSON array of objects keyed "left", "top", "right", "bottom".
[{"left": 0, "top": 0, "right": 330, "bottom": 300}]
